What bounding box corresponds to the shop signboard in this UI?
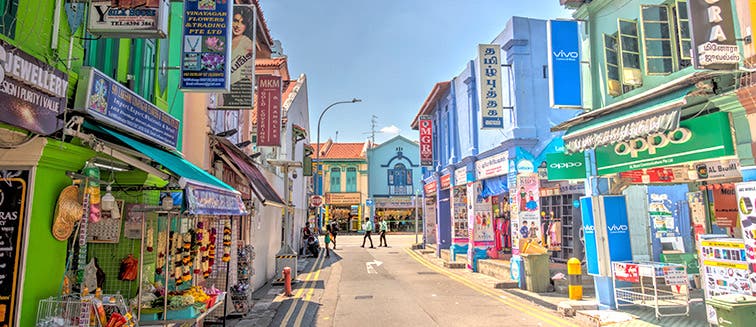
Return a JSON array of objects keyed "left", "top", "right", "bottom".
[
  {"left": 546, "top": 152, "right": 586, "bottom": 180},
  {"left": 454, "top": 167, "right": 468, "bottom": 186},
  {"left": 180, "top": 0, "right": 232, "bottom": 91},
  {"left": 565, "top": 108, "right": 680, "bottom": 153},
  {"left": 373, "top": 197, "right": 413, "bottom": 209},
  {"left": 695, "top": 159, "right": 741, "bottom": 181},
  {"left": 326, "top": 192, "right": 361, "bottom": 206},
  {"left": 475, "top": 152, "right": 509, "bottom": 180},
  {"left": 0, "top": 41, "right": 68, "bottom": 135},
  {"left": 713, "top": 185, "right": 739, "bottom": 228},
  {"left": 88, "top": 0, "right": 169, "bottom": 38},
  {"left": 478, "top": 44, "right": 504, "bottom": 129},
  {"left": 440, "top": 174, "right": 451, "bottom": 190},
  {"left": 619, "top": 167, "right": 687, "bottom": 184},
  {"left": 211, "top": 3, "right": 256, "bottom": 109},
  {"left": 688, "top": 0, "right": 740, "bottom": 70},
  {"left": 184, "top": 181, "right": 246, "bottom": 216},
  {"left": 547, "top": 20, "right": 582, "bottom": 108},
  {"left": 423, "top": 180, "right": 437, "bottom": 196},
  {"left": 419, "top": 116, "right": 433, "bottom": 166},
  {"left": 75, "top": 66, "right": 180, "bottom": 150},
  {"left": 596, "top": 112, "right": 735, "bottom": 175},
  {"left": 256, "top": 75, "right": 282, "bottom": 147},
  {"left": 0, "top": 170, "right": 29, "bottom": 326},
  {"left": 735, "top": 181, "right": 756, "bottom": 270}
]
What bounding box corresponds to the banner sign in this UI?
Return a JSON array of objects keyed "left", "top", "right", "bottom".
[
  {"left": 478, "top": 44, "right": 504, "bottom": 129},
  {"left": 619, "top": 167, "right": 687, "bottom": 184},
  {"left": 184, "top": 180, "right": 246, "bottom": 216},
  {"left": 546, "top": 152, "right": 586, "bottom": 180},
  {"left": 688, "top": 0, "right": 739, "bottom": 70},
  {"left": 75, "top": 66, "right": 180, "bottom": 150},
  {"left": 0, "top": 170, "right": 29, "bottom": 326},
  {"left": 596, "top": 112, "right": 735, "bottom": 175},
  {"left": 88, "top": 0, "right": 170, "bottom": 38},
  {"left": 256, "top": 75, "right": 282, "bottom": 147},
  {"left": 325, "top": 192, "right": 361, "bottom": 206},
  {"left": 212, "top": 3, "right": 256, "bottom": 109},
  {"left": 735, "top": 182, "right": 756, "bottom": 270},
  {"left": 454, "top": 167, "right": 468, "bottom": 186},
  {"left": 580, "top": 197, "right": 599, "bottom": 275},
  {"left": 547, "top": 20, "right": 582, "bottom": 108},
  {"left": 475, "top": 152, "right": 509, "bottom": 180},
  {"left": 565, "top": 108, "right": 680, "bottom": 153},
  {"left": 419, "top": 116, "right": 434, "bottom": 166},
  {"left": 423, "top": 180, "right": 437, "bottom": 196},
  {"left": 0, "top": 41, "right": 68, "bottom": 135},
  {"left": 613, "top": 262, "right": 640, "bottom": 283},
  {"left": 440, "top": 174, "right": 451, "bottom": 190},
  {"left": 180, "top": 0, "right": 232, "bottom": 91}
]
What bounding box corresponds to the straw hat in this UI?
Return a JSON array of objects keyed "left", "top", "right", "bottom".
[{"left": 52, "top": 185, "right": 84, "bottom": 241}]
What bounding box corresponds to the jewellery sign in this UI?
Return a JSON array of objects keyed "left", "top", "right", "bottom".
[
  {"left": 0, "top": 169, "right": 29, "bottom": 327},
  {"left": 475, "top": 152, "right": 509, "bottom": 180},
  {"left": 595, "top": 112, "right": 735, "bottom": 175},
  {"left": 181, "top": 0, "right": 232, "bottom": 91},
  {"left": 419, "top": 116, "right": 433, "bottom": 166},
  {"left": 87, "top": 0, "right": 169, "bottom": 38},
  {"left": 75, "top": 66, "right": 180, "bottom": 150},
  {"left": 0, "top": 41, "right": 68, "bottom": 135},
  {"left": 256, "top": 75, "right": 282, "bottom": 147},
  {"left": 547, "top": 20, "right": 582, "bottom": 109},
  {"left": 688, "top": 0, "right": 740, "bottom": 70},
  {"left": 478, "top": 44, "right": 504, "bottom": 129}
]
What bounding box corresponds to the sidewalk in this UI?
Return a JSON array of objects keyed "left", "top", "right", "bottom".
[{"left": 415, "top": 246, "right": 708, "bottom": 327}]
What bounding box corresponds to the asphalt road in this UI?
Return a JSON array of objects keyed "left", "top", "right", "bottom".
[{"left": 271, "top": 234, "right": 579, "bottom": 327}]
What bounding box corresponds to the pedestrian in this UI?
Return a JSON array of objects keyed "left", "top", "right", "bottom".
[
  {"left": 329, "top": 219, "right": 339, "bottom": 250},
  {"left": 324, "top": 223, "right": 332, "bottom": 258},
  {"left": 379, "top": 218, "right": 389, "bottom": 247},
  {"left": 362, "top": 218, "right": 374, "bottom": 248}
]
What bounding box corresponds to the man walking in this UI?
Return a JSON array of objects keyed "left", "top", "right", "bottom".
[
  {"left": 379, "top": 218, "right": 389, "bottom": 247},
  {"left": 362, "top": 218, "right": 374, "bottom": 248}
]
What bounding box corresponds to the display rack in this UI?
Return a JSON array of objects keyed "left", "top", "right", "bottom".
[
  {"left": 36, "top": 294, "right": 134, "bottom": 327},
  {"left": 612, "top": 261, "right": 690, "bottom": 320}
]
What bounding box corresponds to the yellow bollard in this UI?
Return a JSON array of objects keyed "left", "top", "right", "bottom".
[{"left": 567, "top": 257, "right": 583, "bottom": 300}]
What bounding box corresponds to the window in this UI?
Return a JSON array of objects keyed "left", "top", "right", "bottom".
[
  {"left": 618, "top": 19, "right": 642, "bottom": 88},
  {"left": 0, "top": 0, "right": 18, "bottom": 38},
  {"left": 603, "top": 33, "right": 622, "bottom": 97},
  {"left": 388, "top": 164, "right": 413, "bottom": 195},
  {"left": 346, "top": 167, "right": 357, "bottom": 192},
  {"left": 674, "top": 0, "right": 692, "bottom": 65},
  {"left": 329, "top": 167, "right": 341, "bottom": 193},
  {"left": 641, "top": 5, "right": 674, "bottom": 74},
  {"left": 130, "top": 39, "right": 156, "bottom": 101},
  {"left": 88, "top": 38, "right": 121, "bottom": 78}
]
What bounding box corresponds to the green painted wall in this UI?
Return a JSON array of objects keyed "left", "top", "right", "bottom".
[{"left": 168, "top": 2, "right": 186, "bottom": 151}]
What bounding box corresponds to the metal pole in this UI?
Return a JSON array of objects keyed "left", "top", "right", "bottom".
[
  {"left": 415, "top": 193, "right": 419, "bottom": 244},
  {"left": 316, "top": 98, "right": 362, "bottom": 230}
]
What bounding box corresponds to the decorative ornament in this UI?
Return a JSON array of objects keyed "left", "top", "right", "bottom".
[{"left": 222, "top": 222, "right": 232, "bottom": 262}]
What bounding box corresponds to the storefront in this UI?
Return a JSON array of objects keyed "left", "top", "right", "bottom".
[
  {"left": 543, "top": 150, "right": 587, "bottom": 262},
  {"left": 325, "top": 192, "right": 361, "bottom": 231},
  {"left": 373, "top": 196, "right": 420, "bottom": 232},
  {"left": 467, "top": 151, "right": 508, "bottom": 268}
]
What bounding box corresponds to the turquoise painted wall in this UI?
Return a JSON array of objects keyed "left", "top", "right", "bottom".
[{"left": 367, "top": 136, "right": 423, "bottom": 197}]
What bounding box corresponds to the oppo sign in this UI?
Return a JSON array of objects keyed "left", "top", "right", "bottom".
[
  {"left": 550, "top": 162, "right": 582, "bottom": 169},
  {"left": 614, "top": 127, "right": 692, "bottom": 158}
]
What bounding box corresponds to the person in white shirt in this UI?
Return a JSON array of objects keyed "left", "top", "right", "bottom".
[{"left": 362, "top": 218, "right": 374, "bottom": 248}]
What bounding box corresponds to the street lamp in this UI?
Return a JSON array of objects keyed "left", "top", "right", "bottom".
[{"left": 315, "top": 98, "right": 362, "bottom": 229}]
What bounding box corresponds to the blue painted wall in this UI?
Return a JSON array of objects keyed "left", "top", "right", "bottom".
[{"left": 367, "top": 136, "right": 423, "bottom": 197}]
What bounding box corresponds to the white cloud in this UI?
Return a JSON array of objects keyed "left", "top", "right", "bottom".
[{"left": 380, "top": 125, "right": 401, "bottom": 135}]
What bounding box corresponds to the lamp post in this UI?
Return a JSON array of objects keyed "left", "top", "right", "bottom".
[{"left": 315, "top": 98, "right": 362, "bottom": 229}]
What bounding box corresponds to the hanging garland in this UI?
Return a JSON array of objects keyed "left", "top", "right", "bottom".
[
  {"left": 181, "top": 232, "right": 192, "bottom": 283},
  {"left": 207, "top": 227, "right": 217, "bottom": 276},
  {"left": 156, "top": 231, "right": 167, "bottom": 275},
  {"left": 222, "top": 222, "right": 232, "bottom": 262},
  {"left": 173, "top": 232, "right": 183, "bottom": 286}
]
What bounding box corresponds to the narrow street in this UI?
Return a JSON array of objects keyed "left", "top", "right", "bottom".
[{"left": 266, "top": 235, "right": 578, "bottom": 327}]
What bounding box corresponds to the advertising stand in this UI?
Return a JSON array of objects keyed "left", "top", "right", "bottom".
[
  {"left": 699, "top": 237, "right": 753, "bottom": 325},
  {"left": 612, "top": 261, "right": 690, "bottom": 320}
]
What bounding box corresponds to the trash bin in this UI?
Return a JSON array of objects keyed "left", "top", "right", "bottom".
[
  {"left": 708, "top": 294, "right": 756, "bottom": 326},
  {"left": 521, "top": 253, "right": 550, "bottom": 293}
]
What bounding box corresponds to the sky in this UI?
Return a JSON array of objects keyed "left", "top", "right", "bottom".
[{"left": 261, "top": 0, "right": 571, "bottom": 144}]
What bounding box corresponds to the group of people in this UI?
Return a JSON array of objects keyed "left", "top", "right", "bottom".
[
  {"left": 360, "top": 217, "right": 389, "bottom": 249},
  {"left": 302, "top": 217, "right": 392, "bottom": 258}
]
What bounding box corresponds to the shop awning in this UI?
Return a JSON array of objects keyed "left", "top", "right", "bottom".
[
  {"left": 480, "top": 175, "right": 508, "bottom": 199},
  {"left": 88, "top": 123, "right": 247, "bottom": 216},
  {"left": 216, "top": 141, "right": 285, "bottom": 207},
  {"left": 562, "top": 88, "right": 689, "bottom": 153}
]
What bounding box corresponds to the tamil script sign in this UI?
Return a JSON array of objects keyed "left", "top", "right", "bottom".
[
  {"left": 0, "top": 170, "right": 29, "bottom": 326},
  {"left": 256, "top": 75, "right": 282, "bottom": 147},
  {"left": 454, "top": 166, "right": 468, "bottom": 186},
  {"left": 478, "top": 44, "right": 504, "bottom": 129},
  {"left": 419, "top": 116, "right": 433, "bottom": 166},
  {"left": 180, "top": 0, "right": 232, "bottom": 91},
  {"left": 88, "top": 0, "right": 170, "bottom": 38},
  {"left": 547, "top": 20, "right": 582, "bottom": 108},
  {"left": 75, "top": 66, "right": 180, "bottom": 150},
  {"left": 564, "top": 108, "right": 680, "bottom": 153},
  {"left": 475, "top": 151, "right": 509, "bottom": 180},
  {"left": 688, "top": 0, "right": 739, "bottom": 70}
]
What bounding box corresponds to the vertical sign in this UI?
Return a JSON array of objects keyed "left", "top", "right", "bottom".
[
  {"left": 515, "top": 173, "right": 541, "bottom": 251},
  {"left": 547, "top": 20, "right": 583, "bottom": 108},
  {"left": 419, "top": 115, "right": 433, "bottom": 166},
  {"left": 256, "top": 75, "right": 282, "bottom": 147},
  {"left": 212, "top": 3, "right": 256, "bottom": 109},
  {"left": 0, "top": 169, "right": 29, "bottom": 327},
  {"left": 688, "top": 0, "right": 740, "bottom": 70},
  {"left": 580, "top": 197, "right": 599, "bottom": 275},
  {"left": 735, "top": 181, "right": 756, "bottom": 270},
  {"left": 478, "top": 44, "right": 504, "bottom": 129},
  {"left": 181, "top": 0, "right": 233, "bottom": 91}
]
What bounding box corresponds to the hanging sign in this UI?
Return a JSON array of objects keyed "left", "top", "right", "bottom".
[
  {"left": 184, "top": 181, "right": 246, "bottom": 216},
  {"left": 180, "top": 0, "right": 232, "bottom": 91},
  {"left": 547, "top": 20, "right": 582, "bottom": 108},
  {"left": 75, "top": 66, "right": 180, "bottom": 150},
  {"left": 0, "top": 170, "right": 28, "bottom": 327},
  {"left": 212, "top": 3, "right": 256, "bottom": 109},
  {"left": 475, "top": 152, "right": 509, "bottom": 180},
  {"left": 87, "top": 0, "right": 170, "bottom": 38},
  {"left": 0, "top": 41, "right": 68, "bottom": 135},
  {"left": 478, "top": 44, "right": 504, "bottom": 129},
  {"left": 256, "top": 75, "right": 282, "bottom": 147},
  {"left": 564, "top": 108, "right": 680, "bottom": 153},
  {"left": 688, "top": 0, "right": 740, "bottom": 70},
  {"left": 419, "top": 116, "right": 434, "bottom": 166},
  {"left": 596, "top": 112, "right": 735, "bottom": 175}
]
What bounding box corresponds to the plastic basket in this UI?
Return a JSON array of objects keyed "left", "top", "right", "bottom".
[{"left": 165, "top": 306, "right": 198, "bottom": 320}]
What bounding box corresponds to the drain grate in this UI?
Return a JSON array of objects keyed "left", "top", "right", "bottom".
[
  {"left": 354, "top": 295, "right": 374, "bottom": 300},
  {"left": 388, "top": 251, "right": 399, "bottom": 254},
  {"left": 417, "top": 271, "right": 439, "bottom": 275}
]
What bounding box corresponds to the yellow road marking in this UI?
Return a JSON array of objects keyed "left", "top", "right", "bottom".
[
  {"left": 404, "top": 248, "right": 579, "bottom": 327},
  {"left": 294, "top": 255, "right": 327, "bottom": 325},
  {"left": 281, "top": 254, "right": 325, "bottom": 324}
]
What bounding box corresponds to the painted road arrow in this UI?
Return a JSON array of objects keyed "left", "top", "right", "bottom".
[{"left": 366, "top": 260, "right": 383, "bottom": 274}]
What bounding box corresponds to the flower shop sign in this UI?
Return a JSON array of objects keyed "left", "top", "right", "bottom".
[{"left": 180, "top": 0, "right": 232, "bottom": 91}]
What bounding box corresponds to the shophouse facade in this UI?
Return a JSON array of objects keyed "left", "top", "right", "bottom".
[{"left": 315, "top": 141, "right": 371, "bottom": 231}]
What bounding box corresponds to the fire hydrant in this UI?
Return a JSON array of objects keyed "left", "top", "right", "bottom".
[
  {"left": 283, "top": 267, "right": 292, "bottom": 297},
  {"left": 567, "top": 257, "right": 582, "bottom": 300}
]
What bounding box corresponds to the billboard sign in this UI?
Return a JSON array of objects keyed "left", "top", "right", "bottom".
[
  {"left": 212, "top": 3, "right": 256, "bottom": 109},
  {"left": 256, "top": 75, "right": 282, "bottom": 147},
  {"left": 180, "top": 0, "right": 232, "bottom": 91},
  {"left": 478, "top": 44, "right": 504, "bottom": 129},
  {"left": 419, "top": 115, "right": 433, "bottom": 166},
  {"left": 547, "top": 20, "right": 582, "bottom": 108},
  {"left": 688, "top": 0, "right": 740, "bottom": 70}
]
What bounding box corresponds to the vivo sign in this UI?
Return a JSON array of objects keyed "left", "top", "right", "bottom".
[
  {"left": 607, "top": 224, "right": 629, "bottom": 233},
  {"left": 614, "top": 128, "right": 692, "bottom": 157},
  {"left": 553, "top": 50, "right": 579, "bottom": 59},
  {"left": 548, "top": 20, "right": 582, "bottom": 108}
]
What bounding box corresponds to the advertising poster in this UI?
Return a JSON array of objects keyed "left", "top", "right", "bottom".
[
  {"left": 613, "top": 262, "right": 640, "bottom": 283},
  {"left": 477, "top": 44, "right": 504, "bottom": 129},
  {"left": 451, "top": 185, "right": 469, "bottom": 243},
  {"left": 547, "top": 20, "right": 582, "bottom": 108},
  {"left": 735, "top": 181, "right": 756, "bottom": 271},
  {"left": 419, "top": 116, "right": 433, "bottom": 166},
  {"left": 256, "top": 75, "right": 282, "bottom": 147},
  {"left": 515, "top": 173, "right": 541, "bottom": 250},
  {"left": 0, "top": 170, "right": 29, "bottom": 327},
  {"left": 713, "top": 185, "right": 739, "bottom": 228},
  {"left": 699, "top": 238, "right": 752, "bottom": 323},
  {"left": 180, "top": 0, "right": 232, "bottom": 91},
  {"left": 648, "top": 185, "right": 691, "bottom": 260},
  {"left": 472, "top": 183, "right": 494, "bottom": 243},
  {"left": 213, "top": 3, "right": 256, "bottom": 109},
  {"left": 425, "top": 198, "right": 437, "bottom": 244}
]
